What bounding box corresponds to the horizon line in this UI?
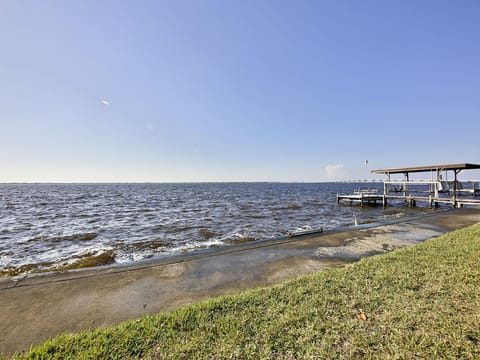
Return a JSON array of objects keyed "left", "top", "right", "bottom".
[{"left": 0, "top": 179, "right": 385, "bottom": 185}]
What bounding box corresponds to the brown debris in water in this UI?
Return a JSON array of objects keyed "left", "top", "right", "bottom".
[
  {"left": 0, "top": 250, "right": 116, "bottom": 277},
  {"left": 199, "top": 228, "right": 215, "bottom": 239},
  {"left": 56, "top": 250, "right": 116, "bottom": 271},
  {"left": 225, "top": 237, "right": 256, "bottom": 244}
]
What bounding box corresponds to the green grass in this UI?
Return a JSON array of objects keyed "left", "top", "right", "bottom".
[{"left": 12, "top": 224, "right": 480, "bottom": 359}]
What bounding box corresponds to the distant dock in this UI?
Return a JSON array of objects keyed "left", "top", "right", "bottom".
[{"left": 338, "top": 163, "right": 480, "bottom": 208}]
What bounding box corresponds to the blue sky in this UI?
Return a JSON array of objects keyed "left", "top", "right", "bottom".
[{"left": 1, "top": 1, "right": 479, "bottom": 182}]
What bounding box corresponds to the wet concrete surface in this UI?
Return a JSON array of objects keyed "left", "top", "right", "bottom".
[{"left": 0, "top": 208, "right": 479, "bottom": 356}]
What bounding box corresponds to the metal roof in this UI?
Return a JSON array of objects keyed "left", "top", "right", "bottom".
[{"left": 371, "top": 163, "right": 480, "bottom": 174}]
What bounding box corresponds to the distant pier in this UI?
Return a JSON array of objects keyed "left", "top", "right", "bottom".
[{"left": 337, "top": 163, "right": 480, "bottom": 208}]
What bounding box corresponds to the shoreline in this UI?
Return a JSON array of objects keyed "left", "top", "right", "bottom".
[
  {"left": 3, "top": 207, "right": 449, "bottom": 282},
  {"left": 1, "top": 208, "right": 479, "bottom": 355},
  {"left": 1, "top": 181, "right": 432, "bottom": 278}
]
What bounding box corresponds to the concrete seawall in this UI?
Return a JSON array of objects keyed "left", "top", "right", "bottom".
[{"left": 1, "top": 208, "right": 479, "bottom": 356}]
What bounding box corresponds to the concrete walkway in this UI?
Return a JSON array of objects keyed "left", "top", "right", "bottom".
[{"left": 1, "top": 208, "right": 479, "bottom": 356}]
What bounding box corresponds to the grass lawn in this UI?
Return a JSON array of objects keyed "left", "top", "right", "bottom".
[{"left": 11, "top": 223, "right": 480, "bottom": 359}]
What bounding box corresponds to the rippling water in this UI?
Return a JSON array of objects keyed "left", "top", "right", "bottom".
[{"left": 0, "top": 182, "right": 434, "bottom": 276}]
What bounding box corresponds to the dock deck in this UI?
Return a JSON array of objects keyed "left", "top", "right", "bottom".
[
  {"left": 338, "top": 192, "right": 480, "bottom": 208},
  {"left": 337, "top": 188, "right": 385, "bottom": 206}
]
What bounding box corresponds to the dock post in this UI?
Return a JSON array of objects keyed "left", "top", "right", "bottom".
[
  {"left": 407, "top": 195, "right": 415, "bottom": 207},
  {"left": 453, "top": 170, "right": 459, "bottom": 205},
  {"left": 428, "top": 195, "right": 432, "bottom": 209}
]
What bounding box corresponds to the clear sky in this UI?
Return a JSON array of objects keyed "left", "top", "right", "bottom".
[{"left": 1, "top": 0, "right": 479, "bottom": 182}]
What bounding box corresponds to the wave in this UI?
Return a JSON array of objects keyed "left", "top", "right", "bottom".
[
  {"left": 124, "top": 239, "right": 170, "bottom": 251},
  {"left": 27, "top": 233, "right": 99, "bottom": 243},
  {"left": 271, "top": 204, "right": 302, "bottom": 211},
  {"left": 224, "top": 236, "right": 256, "bottom": 244}
]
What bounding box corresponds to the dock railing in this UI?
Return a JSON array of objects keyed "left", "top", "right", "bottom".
[{"left": 353, "top": 188, "right": 379, "bottom": 195}]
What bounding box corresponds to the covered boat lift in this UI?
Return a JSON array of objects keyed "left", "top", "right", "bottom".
[{"left": 370, "top": 163, "right": 480, "bottom": 208}]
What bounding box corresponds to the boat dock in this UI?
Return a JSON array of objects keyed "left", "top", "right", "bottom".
[
  {"left": 338, "top": 163, "right": 480, "bottom": 208},
  {"left": 337, "top": 188, "right": 385, "bottom": 206}
]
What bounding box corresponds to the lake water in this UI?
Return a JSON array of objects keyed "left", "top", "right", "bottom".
[{"left": 0, "top": 182, "right": 436, "bottom": 276}]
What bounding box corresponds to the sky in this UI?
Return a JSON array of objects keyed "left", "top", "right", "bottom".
[{"left": 1, "top": 0, "right": 479, "bottom": 182}]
